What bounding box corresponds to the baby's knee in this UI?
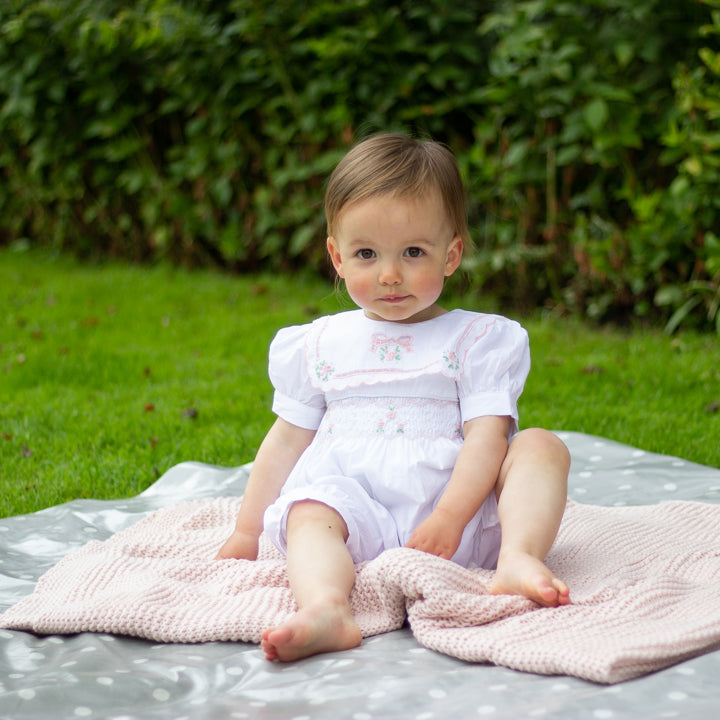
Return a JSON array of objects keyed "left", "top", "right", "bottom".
[
  {"left": 286, "top": 500, "right": 348, "bottom": 536},
  {"left": 512, "top": 428, "right": 571, "bottom": 470}
]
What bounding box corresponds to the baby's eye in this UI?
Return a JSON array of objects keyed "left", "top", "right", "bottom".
[
  {"left": 356, "top": 248, "right": 375, "bottom": 260},
  {"left": 405, "top": 247, "right": 425, "bottom": 258}
]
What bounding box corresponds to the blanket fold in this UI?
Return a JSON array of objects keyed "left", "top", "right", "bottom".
[{"left": 3, "top": 498, "right": 720, "bottom": 684}]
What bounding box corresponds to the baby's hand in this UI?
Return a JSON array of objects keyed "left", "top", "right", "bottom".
[
  {"left": 216, "top": 529, "right": 259, "bottom": 560},
  {"left": 405, "top": 509, "right": 464, "bottom": 561}
]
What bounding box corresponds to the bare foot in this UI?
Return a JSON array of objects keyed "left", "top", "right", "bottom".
[
  {"left": 261, "top": 599, "right": 363, "bottom": 662},
  {"left": 490, "top": 550, "right": 570, "bottom": 607}
]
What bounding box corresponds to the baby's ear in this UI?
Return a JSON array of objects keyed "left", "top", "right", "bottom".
[
  {"left": 444, "top": 236, "right": 463, "bottom": 276},
  {"left": 326, "top": 237, "right": 345, "bottom": 278}
]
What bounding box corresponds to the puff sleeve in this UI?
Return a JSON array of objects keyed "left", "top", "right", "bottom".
[
  {"left": 455, "top": 316, "right": 530, "bottom": 435},
  {"left": 268, "top": 324, "right": 326, "bottom": 430}
]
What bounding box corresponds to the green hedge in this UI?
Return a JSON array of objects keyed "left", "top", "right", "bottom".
[{"left": 1, "top": 0, "right": 719, "bottom": 331}]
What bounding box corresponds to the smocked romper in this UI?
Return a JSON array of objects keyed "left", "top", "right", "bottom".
[{"left": 263, "top": 308, "right": 530, "bottom": 569}]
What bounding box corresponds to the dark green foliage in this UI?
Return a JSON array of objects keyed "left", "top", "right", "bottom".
[
  {"left": 1, "top": 0, "right": 718, "bottom": 330},
  {"left": 0, "top": 0, "right": 488, "bottom": 270},
  {"left": 468, "top": 0, "right": 709, "bottom": 313}
]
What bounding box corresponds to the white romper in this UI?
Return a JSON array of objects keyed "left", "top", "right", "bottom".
[{"left": 263, "top": 309, "right": 530, "bottom": 569}]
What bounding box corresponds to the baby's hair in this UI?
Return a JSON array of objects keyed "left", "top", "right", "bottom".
[{"left": 325, "top": 133, "right": 472, "bottom": 249}]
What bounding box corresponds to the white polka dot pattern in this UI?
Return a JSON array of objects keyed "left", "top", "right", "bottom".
[
  {"left": 3, "top": 494, "right": 720, "bottom": 684},
  {"left": 2, "top": 432, "right": 720, "bottom": 718}
]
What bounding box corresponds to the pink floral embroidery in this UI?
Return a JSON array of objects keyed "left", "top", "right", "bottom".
[
  {"left": 315, "top": 361, "right": 334, "bottom": 381},
  {"left": 444, "top": 351, "right": 460, "bottom": 371},
  {"left": 370, "top": 333, "right": 414, "bottom": 361},
  {"left": 317, "top": 397, "right": 461, "bottom": 443},
  {"left": 376, "top": 404, "right": 407, "bottom": 434}
]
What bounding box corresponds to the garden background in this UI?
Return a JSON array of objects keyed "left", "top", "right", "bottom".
[{"left": 2, "top": 0, "right": 720, "bottom": 516}]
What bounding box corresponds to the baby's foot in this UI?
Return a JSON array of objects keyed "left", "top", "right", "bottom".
[
  {"left": 261, "top": 600, "right": 362, "bottom": 662},
  {"left": 490, "top": 550, "right": 570, "bottom": 607}
]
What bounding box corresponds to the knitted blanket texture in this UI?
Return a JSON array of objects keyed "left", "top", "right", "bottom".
[{"left": 2, "top": 498, "right": 720, "bottom": 684}]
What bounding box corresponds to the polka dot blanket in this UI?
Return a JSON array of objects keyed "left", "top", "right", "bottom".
[{"left": 2, "top": 496, "right": 720, "bottom": 684}]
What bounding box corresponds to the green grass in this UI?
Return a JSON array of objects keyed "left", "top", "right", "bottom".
[{"left": 2, "top": 248, "right": 719, "bottom": 518}]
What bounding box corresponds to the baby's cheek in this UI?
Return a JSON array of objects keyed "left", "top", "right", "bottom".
[
  {"left": 416, "top": 272, "right": 445, "bottom": 299},
  {"left": 345, "top": 276, "right": 374, "bottom": 303}
]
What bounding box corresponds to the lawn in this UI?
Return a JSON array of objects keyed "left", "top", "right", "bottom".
[{"left": 2, "top": 248, "right": 719, "bottom": 518}]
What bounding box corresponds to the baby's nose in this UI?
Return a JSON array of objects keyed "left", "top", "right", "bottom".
[{"left": 378, "top": 261, "right": 402, "bottom": 285}]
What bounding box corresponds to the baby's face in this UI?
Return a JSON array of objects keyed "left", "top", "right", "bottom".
[{"left": 326, "top": 189, "right": 463, "bottom": 323}]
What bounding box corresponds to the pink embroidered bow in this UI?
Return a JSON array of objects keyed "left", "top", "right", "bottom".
[{"left": 370, "top": 333, "right": 414, "bottom": 352}]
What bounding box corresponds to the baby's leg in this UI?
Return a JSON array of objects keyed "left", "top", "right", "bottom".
[
  {"left": 261, "top": 500, "right": 362, "bottom": 662},
  {"left": 490, "top": 428, "right": 571, "bottom": 607}
]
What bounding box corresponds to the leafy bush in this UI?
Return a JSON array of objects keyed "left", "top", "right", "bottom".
[
  {"left": 644, "top": 2, "right": 720, "bottom": 333},
  {"left": 563, "top": 0, "right": 720, "bottom": 329},
  {"left": 0, "top": 0, "right": 718, "bottom": 331},
  {"left": 0, "top": 0, "right": 491, "bottom": 270},
  {"left": 465, "top": 0, "right": 711, "bottom": 318}
]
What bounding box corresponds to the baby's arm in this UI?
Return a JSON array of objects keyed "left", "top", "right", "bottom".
[
  {"left": 405, "top": 415, "right": 510, "bottom": 560},
  {"left": 216, "top": 418, "right": 316, "bottom": 560}
]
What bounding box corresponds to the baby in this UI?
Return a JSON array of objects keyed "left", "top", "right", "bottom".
[{"left": 217, "top": 133, "right": 570, "bottom": 662}]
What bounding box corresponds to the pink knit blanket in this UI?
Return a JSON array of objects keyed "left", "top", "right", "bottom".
[{"left": 3, "top": 498, "right": 720, "bottom": 684}]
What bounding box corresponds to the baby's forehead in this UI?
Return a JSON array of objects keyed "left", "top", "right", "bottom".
[
  {"left": 333, "top": 190, "right": 454, "bottom": 242},
  {"left": 341, "top": 186, "right": 446, "bottom": 218}
]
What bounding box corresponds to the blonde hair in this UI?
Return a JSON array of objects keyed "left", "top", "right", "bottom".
[{"left": 325, "top": 134, "right": 471, "bottom": 248}]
